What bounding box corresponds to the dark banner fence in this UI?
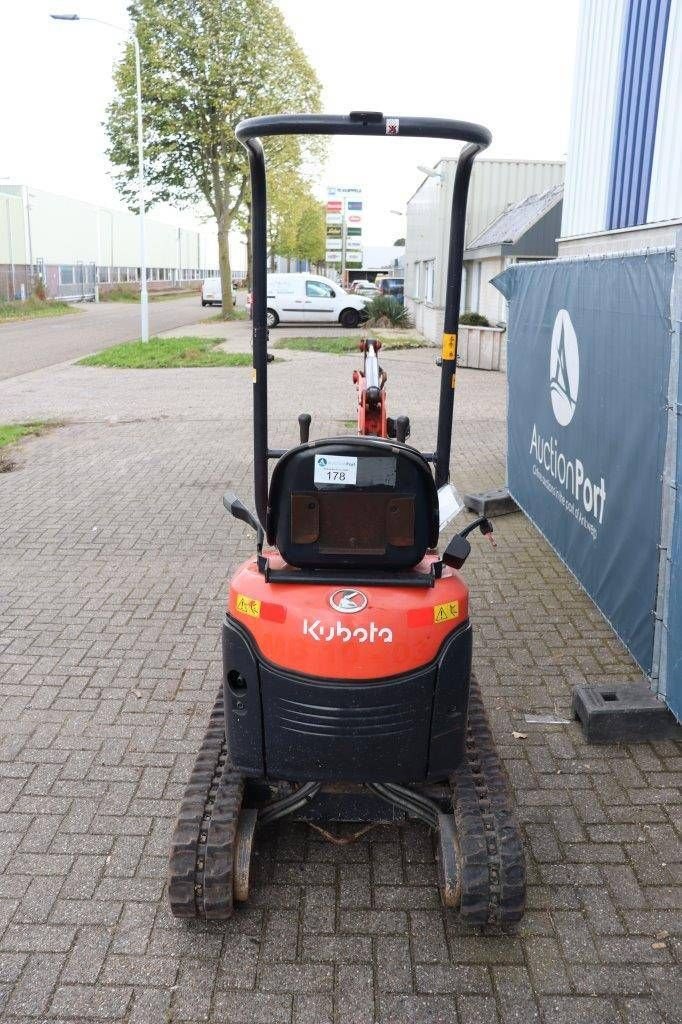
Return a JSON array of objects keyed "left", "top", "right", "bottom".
[{"left": 494, "top": 242, "right": 681, "bottom": 719}]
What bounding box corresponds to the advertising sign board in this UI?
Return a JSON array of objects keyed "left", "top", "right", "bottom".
[
  {"left": 327, "top": 185, "right": 364, "bottom": 275},
  {"left": 494, "top": 253, "right": 674, "bottom": 675}
]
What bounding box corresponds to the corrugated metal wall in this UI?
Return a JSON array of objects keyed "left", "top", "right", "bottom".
[
  {"left": 562, "top": 0, "right": 681, "bottom": 238},
  {"left": 561, "top": 0, "right": 628, "bottom": 237},
  {"left": 405, "top": 159, "right": 564, "bottom": 326},
  {"left": 607, "top": 0, "right": 672, "bottom": 229},
  {"left": 462, "top": 160, "right": 565, "bottom": 245},
  {"left": 0, "top": 185, "right": 224, "bottom": 271},
  {"left": 648, "top": 0, "right": 682, "bottom": 221},
  {"left": 0, "top": 192, "right": 26, "bottom": 264}
]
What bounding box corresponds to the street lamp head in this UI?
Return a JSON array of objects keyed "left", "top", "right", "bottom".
[
  {"left": 49, "top": 13, "right": 80, "bottom": 19},
  {"left": 417, "top": 165, "right": 445, "bottom": 181}
]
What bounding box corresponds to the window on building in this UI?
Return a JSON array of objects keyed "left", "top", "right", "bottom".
[
  {"left": 470, "top": 261, "right": 481, "bottom": 312},
  {"left": 424, "top": 260, "right": 435, "bottom": 304},
  {"left": 413, "top": 261, "right": 421, "bottom": 299},
  {"left": 59, "top": 265, "right": 74, "bottom": 285}
]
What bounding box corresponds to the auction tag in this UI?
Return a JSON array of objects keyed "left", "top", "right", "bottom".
[
  {"left": 314, "top": 454, "right": 357, "bottom": 485},
  {"left": 438, "top": 483, "right": 464, "bottom": 528}
]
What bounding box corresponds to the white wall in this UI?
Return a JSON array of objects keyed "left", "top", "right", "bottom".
[
  {"left": 464, "top": 256, "right": 507, "bottom": 323},
  {"left": 561, "top": 0, "right": 682, "bottom": 239},
  {"left": 561, "top": 0, "right": 627, "bottom": 238},
  {"left": 0, "top": 185, "right": 234, "bottom": 272},
  {"left": 405, "top": 159, "right": 564, "bottom": 342},
  {"left": 0, "top": 193, "right": 26, "bottom": 264},
  {"left": 648, "top": 0, "right": 682, "bottom": 222}
]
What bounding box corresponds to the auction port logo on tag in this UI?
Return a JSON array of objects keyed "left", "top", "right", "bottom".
[{"left": 550, "top": 309, "right": 579, "bottom": 427}]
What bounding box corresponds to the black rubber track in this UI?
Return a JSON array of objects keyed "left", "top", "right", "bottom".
[
  {"left": 450, "top": 673, "right": 526, "bottom": 926},
  {"left": 168, "top": 690, "right": 244, "bottom": 920}
]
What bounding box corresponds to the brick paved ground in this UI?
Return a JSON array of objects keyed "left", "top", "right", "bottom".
[{"left": 0, "top": 340, "right": 680, "bottom": 1023}]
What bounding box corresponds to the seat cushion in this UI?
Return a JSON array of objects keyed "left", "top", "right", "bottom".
[{"left": 266, "top": 438, "right": 439, "bottom": 570}]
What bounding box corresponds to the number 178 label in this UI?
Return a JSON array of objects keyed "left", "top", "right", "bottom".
[{"left": 314, "top": 454, "right": 358, "bottom": 486}]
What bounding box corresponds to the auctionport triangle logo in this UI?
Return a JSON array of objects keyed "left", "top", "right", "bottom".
[{"left": 549, "top": 309, "right": 579, "bottom": 426}]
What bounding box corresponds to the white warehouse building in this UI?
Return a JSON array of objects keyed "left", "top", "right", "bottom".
[
  {"left": 405, "top": 159, "right": 565, "bottom": 343},
  {"left": 0, "top": 184, "right": 244, "bottom": 302},
  {"left": 559, "top": 0, "right": 682, "bottom": 255}
]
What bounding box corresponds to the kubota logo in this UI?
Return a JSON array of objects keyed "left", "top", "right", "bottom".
[
  {"left": 303, "top": 619, "right": 392, "bottom": 643},
  {"left": 550, "top": 309, "right": 579, "bottom": 426},
  {"left": 329, "top": 588, "right": 367, "bottom": 613}
]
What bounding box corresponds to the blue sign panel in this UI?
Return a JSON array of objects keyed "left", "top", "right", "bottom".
[{"left": 494, "top": 252, "right": 674, "bottom": 674}]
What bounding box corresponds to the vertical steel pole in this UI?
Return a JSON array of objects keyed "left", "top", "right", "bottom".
[
  {"left": 434, "top": 144, "right": 480, "bottom": 488},
  {"left": 246, "top": 140, "right": 269, "bottom": 527},
  {"left": 133, "top": 35, "right": 149, "bottom": 341},
  {"left": 6, "top": 198, "right": 16, "bottom": 300}
]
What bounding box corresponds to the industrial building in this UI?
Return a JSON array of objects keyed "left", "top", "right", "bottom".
[
  {"left": 0, "top": 184, "right": 241, "bottom": 302},
  {"left": 405, "top": 159, "right": 565, "bottom": 342},
  {"left": 560, "top": 0, "right": 681, "bottom": 255},
  {"left": 463, "top": 184, "right": 563, "bottom": 324}
]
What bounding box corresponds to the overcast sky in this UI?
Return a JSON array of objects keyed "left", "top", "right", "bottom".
[{"left": 2, "top": 0, "right": 580, "bottom": 252}]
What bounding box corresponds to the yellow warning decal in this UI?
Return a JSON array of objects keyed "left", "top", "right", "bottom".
[
  {"left": 442, "top": 332, "right": 457, "bottom": 360},
  {"left": 433, "top": 600, "right": 459, "bottom": 624},
  {"left": 236, "top": 594, "right": 261, "bottom": 618}
]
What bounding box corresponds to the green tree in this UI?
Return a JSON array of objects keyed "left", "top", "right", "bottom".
[
  {"left": 105, "top": 0, "right": 321, "bottom": 314},
  {"left": 294, "top": 194, "right": 325, "bottom": 265}
]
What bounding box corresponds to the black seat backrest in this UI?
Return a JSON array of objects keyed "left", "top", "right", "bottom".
[{"left": 266, "top": 437, "right": 439, "bottom": 570}]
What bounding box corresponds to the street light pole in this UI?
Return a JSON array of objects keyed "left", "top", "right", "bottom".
[
  {"left": 132, "top": 33, "right": 149, "bottom": 340},
  {"left": 50, "top": 13, "right": 149, "bottom": 340}
]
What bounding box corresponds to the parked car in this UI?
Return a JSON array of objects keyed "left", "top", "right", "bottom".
[
  {"left": 356, "top": 284, "right": 379, "bottom": 298},
  {"left": 376, "top": 276, "right": 405, "bottom": 302},
  {"left": 247, "top": 273, "right": 368, "bottom": 328},
  {"left": 349, "top": 279, "right": 373, "bottom": 294},
  {"left": 201, "top": 277, "right": 237, "bottom": 307}
]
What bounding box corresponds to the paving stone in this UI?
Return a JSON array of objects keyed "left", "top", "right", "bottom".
[
  {"left": 0, "top": 351, "right": 679, "bottom": 1022},
  {"left": 4, "top": 952, "right": 65, "bottom": 1016},
  {"left": 128, "top": 986, "right": 173, "bottom": 1024},
  {"left": 61, "top": 925, "right": 112, "bottom": 984},
  {"left": 49, "top": 983, "right": 133, "bottom": 1019},
  {"left": 293, "top": 992, "right": 333, "bottom": 1024},
  {"left": 212, "top": 989, "right": 293, "bottom": 1023},
  {"left": 525, "top": 937, "right": 572, "bottom": 994},
  {"left": 380, "top": 993, "right": 459, "bottom": 1023},
  {"left": 537, "top": 995, "right": 623, "bottom": 1024},
  {"left": 376, "top": 934, "right": 413, "bottom": 994},
  {"left": 337, "top": 964, "right": 375, "bottom": 1024},
  {"left": 457, "top": 994, "right": 500, "bottom": 1024},
  {"left": 258, "top": 962, "right": 334, "bottom": 993},
  {"left": 415, "top": 963, "right": 492, "bottom": 995}
]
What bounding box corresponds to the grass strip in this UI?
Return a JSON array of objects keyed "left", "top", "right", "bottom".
[
  {"left": 0, "top": 299, "right": 75, "bottom": 322},
  {"left": 79, "top": 336, "right": 252, "bottom": 369},
  {"left": 273, "top": 334, "right": 427, "bottom": 355}
]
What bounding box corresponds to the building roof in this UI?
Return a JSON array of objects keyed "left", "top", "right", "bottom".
[{"left": 466, "top": 183, "right": 564, "bottom": 249}]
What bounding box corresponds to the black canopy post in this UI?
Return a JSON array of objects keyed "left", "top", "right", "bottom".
[
  {"left": 240, "top": 135, "right": 269, "bottom": 528},
  {"left": 435, "top": 143, "right": 479, "bottom": 488},
  {"left": 235, "top": 113, "right": 491, "bottom": 527}
]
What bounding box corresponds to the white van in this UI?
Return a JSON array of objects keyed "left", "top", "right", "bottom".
[
  {"left": 201, "top": 277, "right": 237, "bottom": 307},
  {"left": 249, "top": 273, "right": 369, "bottom": 328}
]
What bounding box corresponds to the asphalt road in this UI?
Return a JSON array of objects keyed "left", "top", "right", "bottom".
[{"left": 0, "top": 295, "right": 217, "bottom": 381}]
